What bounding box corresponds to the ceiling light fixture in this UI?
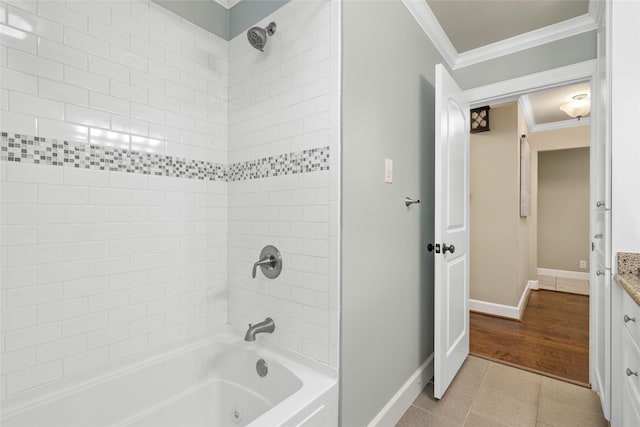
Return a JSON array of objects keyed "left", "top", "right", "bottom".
[{"left": 560, "top": 94, "right": 590, "bottom": 120}]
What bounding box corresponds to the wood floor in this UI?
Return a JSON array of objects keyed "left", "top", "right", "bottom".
[{"left": 470, "top": 289, "right": 590, "bottom": 386}]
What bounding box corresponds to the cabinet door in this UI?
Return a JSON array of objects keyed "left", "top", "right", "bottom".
[
  {"left": 593, "top": 260, "right": 611, "bottom": 419},
  {"left": 622, "top": 379, "right": 640, "bottom": 427}
]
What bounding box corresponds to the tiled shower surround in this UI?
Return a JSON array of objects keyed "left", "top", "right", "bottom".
[
  {"left": 227, "top": 0, "right": 340, "bottom": 367},
  {"left": 0, "top": 0, "right": 340, "bottom": 399}
]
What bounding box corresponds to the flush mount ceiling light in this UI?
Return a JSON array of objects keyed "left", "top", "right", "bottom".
[
  {"left": 470, "top": 106, "right": 490, "bottom": 133},
  {"left": 560, "top": 94, "right": 590, "bottom": 120}
]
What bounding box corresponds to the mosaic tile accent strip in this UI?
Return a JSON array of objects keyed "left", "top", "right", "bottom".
[
  {"left": 0, "top": 133, "right": 330, "bottom": 181},
  {"left": 228, "top": 147, "right": 330, "bottom": 181}
]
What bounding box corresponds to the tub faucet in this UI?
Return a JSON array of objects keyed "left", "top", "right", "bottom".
[{"left": 244, "top": 317, "right": 275, "bottom": 342}]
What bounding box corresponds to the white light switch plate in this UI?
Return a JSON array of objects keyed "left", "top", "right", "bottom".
[{"left": 385, "top": 158, "right": 393, "bottom": 183}]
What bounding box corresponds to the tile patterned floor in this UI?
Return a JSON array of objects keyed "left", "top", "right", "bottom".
[{"left": 396, "top": 356, "right": 608, "bottom": 427}]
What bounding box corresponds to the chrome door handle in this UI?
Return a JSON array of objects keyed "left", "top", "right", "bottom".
[
  {"left": 596, "top": 270, "right": 605, "bottom": 276},
  {"left": 405, "top": 197, "right": 421, "bottom": 207},
  {"left": 594, "top": 233, "right": 603, "bottom": 239},
  {"left": 626, "top": 368, "right": 638, "bottom": 377},
  {"left": 624, "top": 315, "right": 636, "bottom": 323},
  {"left": 596, "top": 201, "right": 606, "bottom": 208}
]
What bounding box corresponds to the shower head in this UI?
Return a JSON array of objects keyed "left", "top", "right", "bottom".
[{"left": 247, "top": 22, "right": 277, "bottom": 52}]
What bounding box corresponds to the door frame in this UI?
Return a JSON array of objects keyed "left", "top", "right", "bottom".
[{"left": 462, "top": 58, "right": 604, "bottom": 390}]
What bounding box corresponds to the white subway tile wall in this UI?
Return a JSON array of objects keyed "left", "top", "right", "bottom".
[
  {"left": 0, "top": 0, "right": 229, "bottom": 164},
  {"left": 0, "top": 0, "right": 229, "bottom": 398},
  {"left": 1, "top": 162, "right": 229, "bottom": 397},
  {"left": 227, "top": 0, "right": 340, "bottom": 367},
  {"left": 0, "top": 0, "right": 340, "bottom": 399}
]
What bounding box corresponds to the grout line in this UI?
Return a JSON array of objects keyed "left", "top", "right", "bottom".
[
  {"left": 462, "top": 360, "right": 492, "bottom": 425},
  {"left": 535, "top": 372, "right": 543, "bottom": 424}
]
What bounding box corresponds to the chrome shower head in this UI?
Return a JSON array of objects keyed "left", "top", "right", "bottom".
[{"left": 247, "top": 22, "right": 277, "bottom": 52}]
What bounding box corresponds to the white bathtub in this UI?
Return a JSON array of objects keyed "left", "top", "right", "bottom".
[{"left": 1, "top": 327, "right": 337, "bottom": 427}]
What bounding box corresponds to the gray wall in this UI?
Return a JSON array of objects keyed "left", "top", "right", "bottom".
[
  {"left": 152, "top": 0, "right": 291, "bottom": 40},
  {"left": 229, "top": 0, "right": 290, "bottom": 38},
  {"left": 453, "top": 31, "right": 597, "bottom": 89},
  {"left": 341, "top": 1, "right": 443, "bottom": 425},
  {"left": 340, "top": 2, "right": 596, "bottom": 425},
  {"left": 538, "top": 147, "right": 590, "bottom": 271},
  {"left": 153, "top": 0, "right": 230, "bottom": 39},
  {"left": 528, "top": 126, "right": 590, "bottom": 274}
]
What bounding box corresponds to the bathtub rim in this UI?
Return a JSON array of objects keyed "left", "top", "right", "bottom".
[{"left": 1, "top": 325, "right": 337, "bottom": 423}]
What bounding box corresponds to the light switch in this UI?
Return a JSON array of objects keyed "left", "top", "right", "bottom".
[{"left": 385, "top": 158, "right": 393, "bottom": 183}]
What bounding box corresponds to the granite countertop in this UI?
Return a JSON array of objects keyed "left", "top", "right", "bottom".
[
  {"left": 616, "top": 273, "right": 640, "bottom": 306},
  {"left": 616, "top": 252, "right": 640, "bottom": 306}
]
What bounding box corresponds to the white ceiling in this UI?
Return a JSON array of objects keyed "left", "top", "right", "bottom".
[
  {"left": 426, "top": 0, "right": 589, "bottom": 53},
  {"left": 527, "top": 82, "right": 591, "bottom": 124}
]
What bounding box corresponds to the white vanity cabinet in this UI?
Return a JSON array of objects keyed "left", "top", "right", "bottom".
[
  {"left": 617, "top": 286, "right": 640, "bottom": 426},
  {"left": 622, "top": 380, "right": 640, "bottom": 427}
]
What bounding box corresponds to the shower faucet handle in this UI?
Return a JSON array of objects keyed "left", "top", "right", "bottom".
[
  {"left": 252, "top": 245, "right": 282, "bottom": 279},
  {"left": 252, "top": 255, "right": 276, "bottom": 278}
]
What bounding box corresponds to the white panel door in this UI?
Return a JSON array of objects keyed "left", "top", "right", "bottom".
[{"left": 434, "top": 64, "right": 470, "bottom": 399}]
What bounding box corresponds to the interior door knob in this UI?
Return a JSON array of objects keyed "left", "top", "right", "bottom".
[
  {"left": 442, "top": 243, "right": 455, "bottom": 254},
  {"left": 624, "top": 315, "right": 636, "bottom": 323}
]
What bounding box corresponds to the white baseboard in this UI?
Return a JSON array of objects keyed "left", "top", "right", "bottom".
[
  {"left": 367, "top": 353, "right": 434, "bottom": 427},
  {"left": 470, "top": 281, "right": 537, "bottom": 320},
  {"left": 537, "top": 268, "right": 589, "bottom": 281}
]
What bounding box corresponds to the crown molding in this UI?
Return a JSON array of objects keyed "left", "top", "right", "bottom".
[
  {"left": 212, "top": 0, "right": 241, "bottom": 9},
  {"left": 589, "top": 0, "right": 606, "bottom": 28},
  {"left": 454, "top": 14, "right": 597, "bottom": 70},
  {"left": 465, "top": 59, "right": 596, "bottom": 106},
  {"left": 213, "top": 0, "right": 230, "bottom": 9},
  {"left": 518, "top": 95, "right": 536, "bottom": 131},
  {"left": 400, "top": 1, "right": 597, "bottom": 71},
  {"left": 401, "top": 0, "right": 458, "bottom": 68},
  {"left": 530, "top": 116, "right": 591, "bottom": 132}
]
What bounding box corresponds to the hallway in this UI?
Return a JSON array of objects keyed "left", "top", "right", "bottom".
[{"left": 470, "top": 290, "right": 589, "bottom": 385}]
